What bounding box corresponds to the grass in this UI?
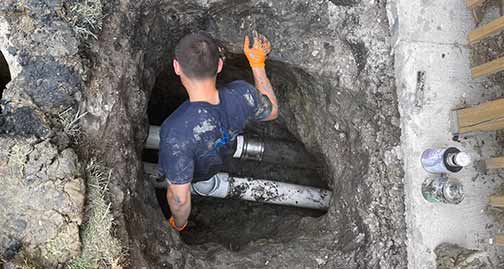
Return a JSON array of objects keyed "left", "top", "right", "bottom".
[
  {"left": 68, "top": 160, "right": 124, "bottom": 269},
  {"left": 65, "top": 0, "right": 104, "bottom": 41},
  {"left": 58, "top": 106, "right": 88, "bottom": 142}
]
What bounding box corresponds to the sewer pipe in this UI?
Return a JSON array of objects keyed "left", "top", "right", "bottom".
[
  {"left": 145, "top": 125, "right": 161, "bottom": 150},
  {"left": 145, "top": 125, "right": 321, "bottom": 169},
  {"left": 143, "top": 162, "right": 331, "bottom": 211}
]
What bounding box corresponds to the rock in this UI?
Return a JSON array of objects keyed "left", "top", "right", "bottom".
[
  {"left": 25, "top": 140, "right": 58, "bottom": 183},
  {"left": 0, "top": 137, "right": 84, "bottom": 265},
  {"left": 47, "top": 148, "right": 80, "bottom": 180},
  {"left": 0, "top": 1, "right": 86, "bottom": 266},
  {"left": 16, "top": 56, "right": 80, "bottom": 112},
  {"left": 62, "top": 178, "right": 85, "bottom": 224},
  {"left": 39, "top": 223, "right": 81, "bottom": 265},
  {"left": 0, "top": 107, "right": 51, "bottom": 138}
]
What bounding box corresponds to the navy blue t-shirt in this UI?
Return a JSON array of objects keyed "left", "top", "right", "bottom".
[{"left": 158, "top": 80, "right": 271, "bottom": 184}]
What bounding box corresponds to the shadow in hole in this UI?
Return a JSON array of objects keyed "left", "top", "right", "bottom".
[
  {"left": 147, "top": 54, "right": 252, "bottom": 125},
  {"left": 0, "top": 51, "right": 12, "bottom": 113},
  {"left": 155, "top": 188, "right": 171, "bottom": 220},
  {"left": 145, "top": 53, "right": 327, "bottom": 251}
]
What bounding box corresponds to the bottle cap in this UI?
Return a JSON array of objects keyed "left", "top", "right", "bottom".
[
  {"left": 443, "top": 180, "right": 464, "bottom": 204},
  {"left": 454, "top": 152, "right": 471, "bottom": 167}
]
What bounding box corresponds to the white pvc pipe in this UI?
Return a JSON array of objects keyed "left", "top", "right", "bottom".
[
  {"left": 145, "top": 125, "right": 160, "bottom": 150},
  {"left": 224, "top": 174, "right": 331, "bottom": 210},
  {"left": 143, "top": 162, "right": 331, "bottom": 211}
]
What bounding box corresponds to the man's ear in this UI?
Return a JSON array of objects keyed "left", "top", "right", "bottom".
[
  {"left": 217, "top": 58, "right": 224, "bottom": 74},
  {"left": 173, "top": 59, "right": 181, "bottom": 76}
]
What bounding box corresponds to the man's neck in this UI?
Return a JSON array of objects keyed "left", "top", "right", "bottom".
[{"left": 184, "top": 78, "right": 220, "bottom": 105}]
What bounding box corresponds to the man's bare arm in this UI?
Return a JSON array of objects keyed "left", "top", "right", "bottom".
[
  {"left": 244, "top": 33, "right": 278, "bottom": 121},
  {"left": 252, "top": 67, "right": 278, "bottom": 120},
  {"left": 166, "top": 183, "right": 191, "bottom": 229}
]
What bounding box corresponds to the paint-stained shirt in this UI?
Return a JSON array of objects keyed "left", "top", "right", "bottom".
[{"left": 159, "top": 80, "right": 271, "bottom": 184}]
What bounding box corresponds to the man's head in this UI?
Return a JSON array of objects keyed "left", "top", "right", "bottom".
[{"left": 173, "top": 32, "right": 223, "bottom": 81}]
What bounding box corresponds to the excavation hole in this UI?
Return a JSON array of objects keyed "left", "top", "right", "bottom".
[
  {"left": 144, "top": 54, "right": 329, "bottom": 250},
  {"left": 0, "top": 50, "right": 11, "bottom": 113}
]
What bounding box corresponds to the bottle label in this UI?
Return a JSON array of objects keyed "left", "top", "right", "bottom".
[
  {"left": 422, "top": 176, "right": 445, "bottom": 203},
  {"left": 421, "top": 148, "right": 448, "bottom": 173}
]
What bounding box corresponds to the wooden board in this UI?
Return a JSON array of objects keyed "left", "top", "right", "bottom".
[
  {"left": 489, "top": 195, "right": 504, "bottom": 207},
  {"left": 469, "top": 16, "right": 504, "bottom": 44},
  {"left": 453, "top": 98, "right": 504, "bottom": 133},
  {"left": 485, "top": 157, "right": 504, "bottom": 170},
  {"left": 466, "top": 0, "right": 486, "bottom": 8},
  {"left": 471, "top": 57, "right": 504, "bottom": 79},
  {"left": 496, "top": 234, "right": 504, "bottom": 246},
  {"left": 458, "top": 117, "right": 504, "bottom": 133}
]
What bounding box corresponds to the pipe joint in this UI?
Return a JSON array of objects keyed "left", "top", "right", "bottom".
[
  {"left": 191, "top": 173, "right": 230, "bottom": 198},
  {"left": 233, "top": 135, "right": 265, "bottom": 162}
]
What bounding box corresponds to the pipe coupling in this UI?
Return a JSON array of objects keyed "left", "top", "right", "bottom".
[
  {"left": 233, "top": 135, "right": 264, "bottom": 162},
  {"left": 191, "top": 173, "right": 230, "bottom": 198}
]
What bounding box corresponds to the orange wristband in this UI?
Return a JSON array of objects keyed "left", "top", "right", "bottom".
[{"left": 169, "top": 216, "right": 187, "bottom": 232}]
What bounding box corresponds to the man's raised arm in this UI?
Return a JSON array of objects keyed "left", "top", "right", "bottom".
[{"left": 243, "top": 33, "right": 278, "bottom": 121}]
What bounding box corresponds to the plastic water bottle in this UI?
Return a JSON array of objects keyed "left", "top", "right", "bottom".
[
  {"left": 421, "top": 176, "right": 464, "bottom": 204},
  {"left": 421, "top": 147, "right": 471, "bottom": 173}
]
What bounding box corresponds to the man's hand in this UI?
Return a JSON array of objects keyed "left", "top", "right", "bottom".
[
  {"left": 243, "top": 32, "right": 271, "bottom": 68},
  {"left": 169, "top": 216, "right": 187, "bottom": 232},
  {"left": 243, "top": 32, "right": 278, "bottom": 120}
]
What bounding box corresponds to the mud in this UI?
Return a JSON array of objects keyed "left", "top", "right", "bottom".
[{"left": 0, "top": 0, "right": 406, "bottom": 267}]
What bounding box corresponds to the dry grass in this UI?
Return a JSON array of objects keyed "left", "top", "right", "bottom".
[
  {"left": 8, "top": 143, "right": 33, "bottom": 178},
  {"left": 0, "top": 248, "right": 42, "bottom": 269},
  {"left": 58, "top": 106, "right": 88, "bottom": 141},
  {"left": 65, "top": 0, "right": 104, "bottom": 40},
  {"left": 68, "top": 160, "right": 124, "bottom": 269}
]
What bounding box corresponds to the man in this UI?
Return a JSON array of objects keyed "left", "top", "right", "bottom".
[{"left": 159, "top": 32, "right": 278, "bottom": 231}]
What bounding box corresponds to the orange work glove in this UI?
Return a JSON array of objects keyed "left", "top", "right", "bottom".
[
  {"left": 243, "top": 32, "right": 272, "bottom": 68},
  {"left": 169, "top": 216, "right": 187, "bottom": 232}
]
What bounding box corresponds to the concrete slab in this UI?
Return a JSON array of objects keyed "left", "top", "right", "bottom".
[
  {"left": 395, "top": 0, "right": 474, "bottom": 44},
  {"left": 393, "top": 0, "right": 504, "bottom": 267}
]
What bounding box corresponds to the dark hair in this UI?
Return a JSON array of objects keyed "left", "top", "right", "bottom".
[{"left": 174, "top": 32, "right": 220, "bottom": 79}]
